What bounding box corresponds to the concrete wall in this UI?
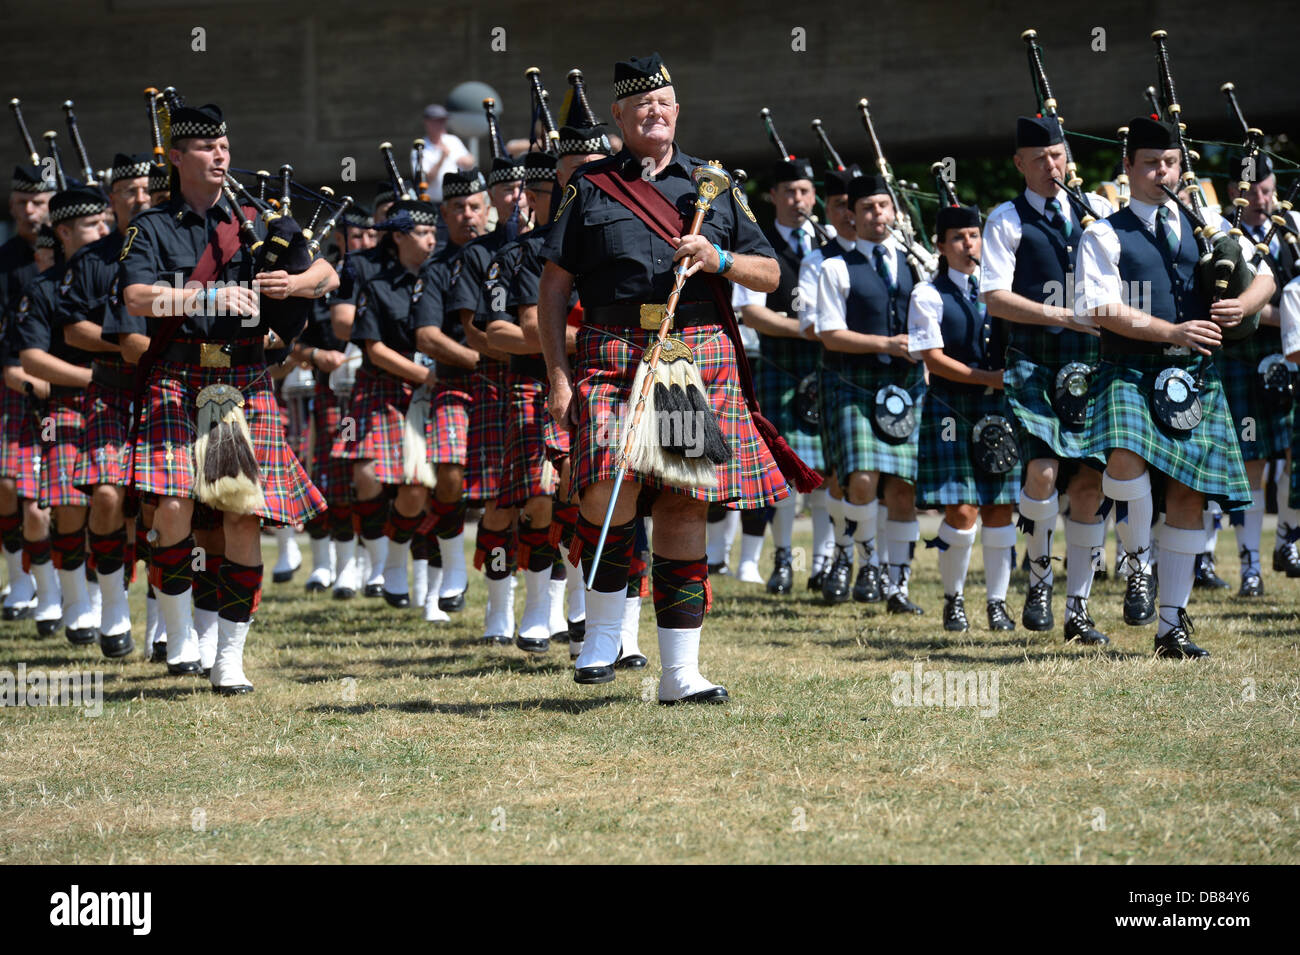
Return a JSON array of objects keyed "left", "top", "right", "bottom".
[{"left": 2, "top": 0, "right": 1293, "bottom": 204}]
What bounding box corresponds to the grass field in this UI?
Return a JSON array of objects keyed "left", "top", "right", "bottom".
[{"left": 1, "top": 514, "right": 1297, "bottom": 864}]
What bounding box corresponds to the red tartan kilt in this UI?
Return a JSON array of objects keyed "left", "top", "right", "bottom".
[
  {"left": 465, "top": 359, "right": 510, "bottom": 502},
  {"left": 500, "top": 375, "right": 559, "bottom": 508},
  {"left": 573, "top": 324, "right": 789, "bottom": 507},
  {"left": 428, "top": 379, "right": 471, "bottom": 467},
  {"left": 312, "top": 379, "right": 354, "bottom": 507},
  {"left": 0, "top": 387, "right": 40, "bottom": 499},
  {"left": 75, "top": 381, "right": 132, "bottom": 492},
  {"left": 544, "top": 410, "right": 570, "bottom": 460},
  {"left": 40, "top": 394, "right": 88, "bottom": 509},
  {"left": 132, "top": 355, "right": 326, "bottom": 525},
  {"left": 333, "top": 367, "right": 412, "bottom": 486}
]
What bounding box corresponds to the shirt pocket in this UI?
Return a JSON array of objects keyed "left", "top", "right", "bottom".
[{"left": 583, "top": 205, "right": 645, "bottom": 260}]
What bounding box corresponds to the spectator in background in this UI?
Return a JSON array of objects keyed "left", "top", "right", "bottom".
[{"left": 413, "top": 104, "right": 474, "bottom": 202}]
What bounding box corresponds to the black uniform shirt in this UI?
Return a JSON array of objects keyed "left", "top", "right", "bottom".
[
  {"left": 118, "top": 193, "right": 269, "bottom": 339},
  {"left": 335, "top": 244, "right": 393, "bottom": 309},
  {"left": 540, "top": 145, "right": 773, "bottom": 306},
  {"left": 15, "top": 262, "right": 97, "bottom": 366},
  {"left": 351, "top": 257, "right": 425, "bottom": 359},
  {"left": 62, "top": 232, "right": 128, "bottom": 363},
  {"left": 0, "top": 236, "right": 41, "bottom": 371}
]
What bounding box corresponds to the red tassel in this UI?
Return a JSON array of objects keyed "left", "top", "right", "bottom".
[
  {"left": 753, "top": 412, "right": 823, "bottom": 493},
  {"left": 567, "top": 534, "right": 583, "bottom": 570},
  {"left": 703, "top": 576, "right": 713, "bottom": 613},
  {"left": 548, "top": 521, "right": 564, "bottom": 548}
]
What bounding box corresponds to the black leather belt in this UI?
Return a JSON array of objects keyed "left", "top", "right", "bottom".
[
  {"left": 585, "top": 302, "right": 719, "bottom": 330},
  {"left": 49, "top": 384, "right": 84, "bottom": 400},
  {"left": 160, "top": 340, "right": 265, "bottom": 367},
  {"left": 91, "top": 361, "right": 134, "bottom": 392},
  {"left": 435, "top": 361, "right": 471, "bottom": 381},
  {"left": 510, "top": 354, "right": 548, "bottom": 380}
]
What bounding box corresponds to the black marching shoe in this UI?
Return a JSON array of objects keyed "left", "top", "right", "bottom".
[
  {"left": 807, "top": 567, "right": 826, "bottom": 592},
  {"left": 65, "top": 626, "right": 99, "bottom": 646},
  {"left": 852, "top": 561, "right": 883, "bottom": 604},
  {"left": 332, "top": 585, "right": 356, "bottom": 600},
  {"left": 986, "top": 599, "right": 1015, "bottom": 631},
  {"left": 514, "top": 634, "right": 550, "bottom": 654},
  {"left": 1193, "top": 552, "right": 1230, "bottom": 590},
  {"left": 480, "top": 634, "right": 513, "bottom": 646},
  {"left": 305, "top": 579, "right": 329, "bottom": 594},
  {"left": 167, "top": 660, "right": 204, "bottom": 676},
  {"left": 363, "top": 583, "right": 384, "bottom": 598},
  {"left": 707, "top": 561, "right": 729, "bottom": 577},
  {"left": 1238, "top": 574, "right": 1263, "bottom": 598},
  {"left": 1064, "top": 600, "right": 1109, "bottom": 645},
  {"left": 574, "top": 664, "right": 617, "bottom": 684},
  {"left": 1274, "top": 541, "right": 1300, "bottom": 578},
  {"left": 766, "top": 547, "right": 794, "bottom": 595},
  {"left": 942, "top": 594, "right": 969, "bottom": 632},
  {"left": 35, "top": 618, "right": 62, "bottom": 638},
  {"left": 2, "top": 603, "right": 34, "bottom": 621},
  {"left": 150, "top": 640, "right": 168, "bottom": 663},
  {"left": 1122, "top": 568, "right": 1157, "bottom": 626},
  {"left": 659, "top": 686, "right": 729, "bottom": 705},
  {"left": 1021, "top": 557, "right": 1054, "bottom": 631},
  {"left": 821, "top": 549, "right": 852, "bottom": 605},
  {"left": 382, "top": 590, "right": 410, "bottom": 609},
  {"left": 887, "top": 591, "right": 924, "bottom": 615},
  {"left": 1154, "top": 609, "right": 1210, "bottom": 659},
  {"left": 438, "top": 590, "right": 466, "bottom": 613},
  {"left": 615, "top": 651, "right": 648, "bottom": 669},
  {"left": 100, "top": 631, "right": 134, "bottom": 659}
]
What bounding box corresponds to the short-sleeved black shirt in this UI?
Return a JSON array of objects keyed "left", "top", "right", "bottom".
[
  {"left": 540, "top": 144, "right": 773, "bottom": 306},
  {"left": 335, "top": 244, "right": 393, "bottom": 309},
  {"left": 350, "top": 257, "right": 425, "bottom": 359},
  {"left": 450, "top": 225, "right": 512, "bottom": 326},
  {"left": 15, "top": 263, "right": 96, "bottom": 366},
  {"left": 62, "top": 231, "right": 125, "bottom": 348},
  {"left": 417, "top": 240, "right": 474, "bottom": 380},
  {"left": 0, "top": 236, "right": 42, "bottom": 371},
  {"left": 117, "top": 193, "right": 269, "bottom": 339}
]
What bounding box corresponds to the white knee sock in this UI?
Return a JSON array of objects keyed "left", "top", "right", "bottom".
[
  {"left": 483, "top": 575, "right": 514, "bottom": 639},
  {"left": 705, "top": 511, "right": 734, "bottom": 566},
  {"left": 844, "top": 501, "right": 879, "bottom": 567},
  {"left": 937, "top": 522, "right": 976, "bottom": 596},
  {"left": 885, "top": 519, "right": 920, "bottom": 595},
  {"left": 195, "top": 606, "right": 219, "bottom": 670},
  {"left": 981, "top": 523, "right": 1017, "bottom": 603},
  {"left": 518, "top": 568, "right": 552, "bottom": 642},
  {"left": 437, "top": 532, "right": 467, "bottom": 598},
  {"left": 574, "top": 587, "right": 623, "bottom": 668},
  {"left": 738, "top": 533, "right": 764, "bottom": 573},
  {"left": 829, "top": 495, "right": 852, "bottom": 549},
  {"left": 771, "top": 493, "right": 797, "bottom": 551},
  {"left": 362, "top": 535, "right": 388, "bottom": 588},
  {"left": 1156, "top": 525, "right": 1200, "bottom": 638},
  {"left": 58, "top": 566, "right": 95, "bottom": 632},
  {"left": 96, "top": 566, "right": 130, "bottom": 638},
  {"left": 1102, "top": 470, "right": 1153, "bottom": 573},
  {"left": 383, "top": 538, "right": 410, "bottom": 595},
  {"left": 564, "top": 554, "right": 586, "bottom": 622},
  {"left": 1235, "top": 488, "right": 1265, "bottom": 578},
  {"left": 1276, "top": 471, "right": 1299, "bottom": 551},
  {"left": 158, "top": 588, "right": 197, "bottom": 665},
  {"left": 619, "top": 595, "right": 642, "bottom": 658},
  {"left": 1019, "top": 489, "right": 1058, "bottom": 588},
  {"left": 1064, "top": 518, "right": 1105, "bottom": 605},
  {"left": 657, "top": 626, "right": 719, "bottom": 700}
]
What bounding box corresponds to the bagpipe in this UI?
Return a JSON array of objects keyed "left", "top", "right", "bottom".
[
  {"left": 855, "top": 98, "right": 940, "bottom": 277},
  {"left": 757, "top": 107, "right": 835, "bottom": 244},
  {"left": 525, "top": 67, "right": 561, "bottom": 156}
]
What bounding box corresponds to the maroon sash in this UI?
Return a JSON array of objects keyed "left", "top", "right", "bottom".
[{"left": 583, "top": 166, "right": 822, "bottom": 493}]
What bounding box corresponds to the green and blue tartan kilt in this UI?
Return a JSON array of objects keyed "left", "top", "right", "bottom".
[
  {"left": 311, "top": 379, "right": 355, "bottom": 508},
  {"left": 817, "top": 366, "right": 840, "bottom": 482},
  {"left": 1213, "top": 350, "right": 1292, "bottom": 462},
  {"left": 74, "top": 381, "right": 132, "bottom": 493},
  {"left": 39, "top": 394, "right": 88, "bottom": 509},
  {"left": 916, "top": 384, "right": 1020, "bottom": 508},
  {"left": 821, "top": 359, "right": 924, "bottom": 484},
  {"left": 466, "top": 358, "right": 510, "bottom": 503},
  {"left": 0, "top": 387, "right": 41, "bottom": 499},
  {"left": 132, "top": 353, "right": 326, "bottom": 526},
  {"left": 572, "top": 323, "right": 791, "bottom": 508},
  {"left": 1003, "top": 328, "right": 1105, "bottom": 467},
  {"left": 333, "top": 367, "right": 413, "bottom": 486},
  {"left": 754, "top": 337, "right": 824, "bottom": 472},
  {"left": 500, "top": 375, "right": 559, "bottom": 508},
  {"left": 1289, "top": 423, "right": 1300, "bottom": 510},
  {"left": 1090, "top": 354, "right": 1251, "bottom": 509},
  {"left": 428, "top": 378, "right": 471, "bottom": 467}
]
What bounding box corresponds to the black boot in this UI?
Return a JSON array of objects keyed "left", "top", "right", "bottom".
[
  {"left": 1064, "top": 598, "right": 1109, "bottom": 645},
  {"left": 986, "top": 599, "right": 1015, "bottom": 631},
  {"left": 1122, "top": 551, "right": 1157, "bottom": 626},
  {"left": 766, "top": 547, "right": 794, "bottom": 595},
  {"left": 942, "top": 594, "right": 969, "bottom": 631},
  {"left": 821, "top": 547, "right": 852, "bottom": 605},
  {"left": 1021, "top": 556, "right": 1054, "bottom": 631},
  {"left": 885, "top": 566, "right": 923, "bottom": 615},
  {"left": 1193, "top": 552, "right": 1230, "bottom": 590},
  {"left": 1273, "top": 540, "right": 1300, "bottom": 577},
  {"left": 852, "top": 548, "right": 882, "bottom": 603},
  {"left": 1154, "top": 608, "right": 1210, "bottom": 659}
]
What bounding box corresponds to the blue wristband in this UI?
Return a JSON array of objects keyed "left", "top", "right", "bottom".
[{"left": 712, "top": 243, "right": 732, "bottom": 275}]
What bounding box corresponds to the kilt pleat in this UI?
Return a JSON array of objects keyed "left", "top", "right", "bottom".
[
  {"left": 572, "top": 324, "right": 790, "bottom": 507},
  {"left": 754, "top": 338, "right": 824, "bottom": 471},
  {"left": 465, "top": 359, "right": 510, "bottom": 503},
  {"left": 428, "top": 380, "right": 471, "bottom": 467},
  {"left": 333, "top": 367, "right": 413, "bottom": 486},
  {"left": 500, "top": 375, "right": 558, "bottom": 508},
  {"left": 1090, "top": 355, "right": 1251, "bottom": 508},
  {"left": 311, "top": 379, "right": 355, "bottom": 507},
  {"left": 133, "top": 357, "right": 326, "bottom": 525},
  {"left": 40, "top": 395, "right": 88, "bottom": 509},
  {"left": 821, "top": 360, "right": 924, "bottom": 483},
  {"left": 75, "top": 382, "right": 132, "bottom": 492},
  {"left": 916, "top": 384, "right": 1020, "bottom": 508},
  {"left": 0, "top": 388, "right": 41, "bottom": 499},
  {"left": 1003, "top": 351, "right": 1106, "bottom": 466}
]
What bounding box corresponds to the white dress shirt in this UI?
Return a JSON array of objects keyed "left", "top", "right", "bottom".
[
  {"left": 981, "top": 187, "right": 1114, "bottom": 296},
  {"left": 1281, "top": 275, "right": 1300, "bottom": 360},
  {"left": 907, "top": 266, "right": 980, "bottom": 357},
  {"left": 410, "top": 133, "right": 471, "bottom": 203},
  {"left": 815, "top": 235, "right": 904, "bottom": 335},
  {"left": 732, "top": 219, "right": 821, "bottom": 310},
  {"left": 1074, "top": 195, "right": 1268, "bottom": 321},
  {"left": 796, "top": 233, "right": 855, "bottom": 334}
]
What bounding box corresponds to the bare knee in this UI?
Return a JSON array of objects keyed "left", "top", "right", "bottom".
[
  {"left": 1023, "top": 458, "right": 1059, "bottom": 499},
  {"left": 980, "top": 503, "right": 1014, "bottom": 527},
  {"left": 1065, "top": 466, "right": 1104, "bottom": 519},
  {"left": 945, "top": 504, "right": 978, "bottom": 530},
  {"left": 1106, "top": 449, "right": 1147, "bottom": 481},
  {"left": 883, "top": 479, "right": 916, "bottom": 519},
  {"left": 521, "top": 495, "right": 552, "bottom": 526},
  {"left": 846, "top": 470, "right": 877, "bottom": 505},
  {"left": 435, "top": 465, "right": 464, "bottom": 503},
  {"left": 1164, "top": 482, "right": 1204, "bottom": 529}
]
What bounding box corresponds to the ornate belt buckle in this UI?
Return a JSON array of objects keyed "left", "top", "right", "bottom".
[
  {"left": 199, "top": 342, "right": 231, "bottom": 368},
  {"left": 639, "top": 303, "right": 668, "bottom": 331}
]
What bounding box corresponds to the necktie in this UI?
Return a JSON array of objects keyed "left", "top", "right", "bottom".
[
  {"left": 1044, "top": 197, "right": 1071, "bottom": 240},
  {"left": 792, "top": 228, "right": 810, "bottom": 259},
  {"left": 873, "top": 245, "right": 896, "bottom": 292},
  {"left": 968, "top": 271, "right": 984, "bottom": 313},
  {"left": 1156, "top": 206, "right": 1179, "bottom": 258}
]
